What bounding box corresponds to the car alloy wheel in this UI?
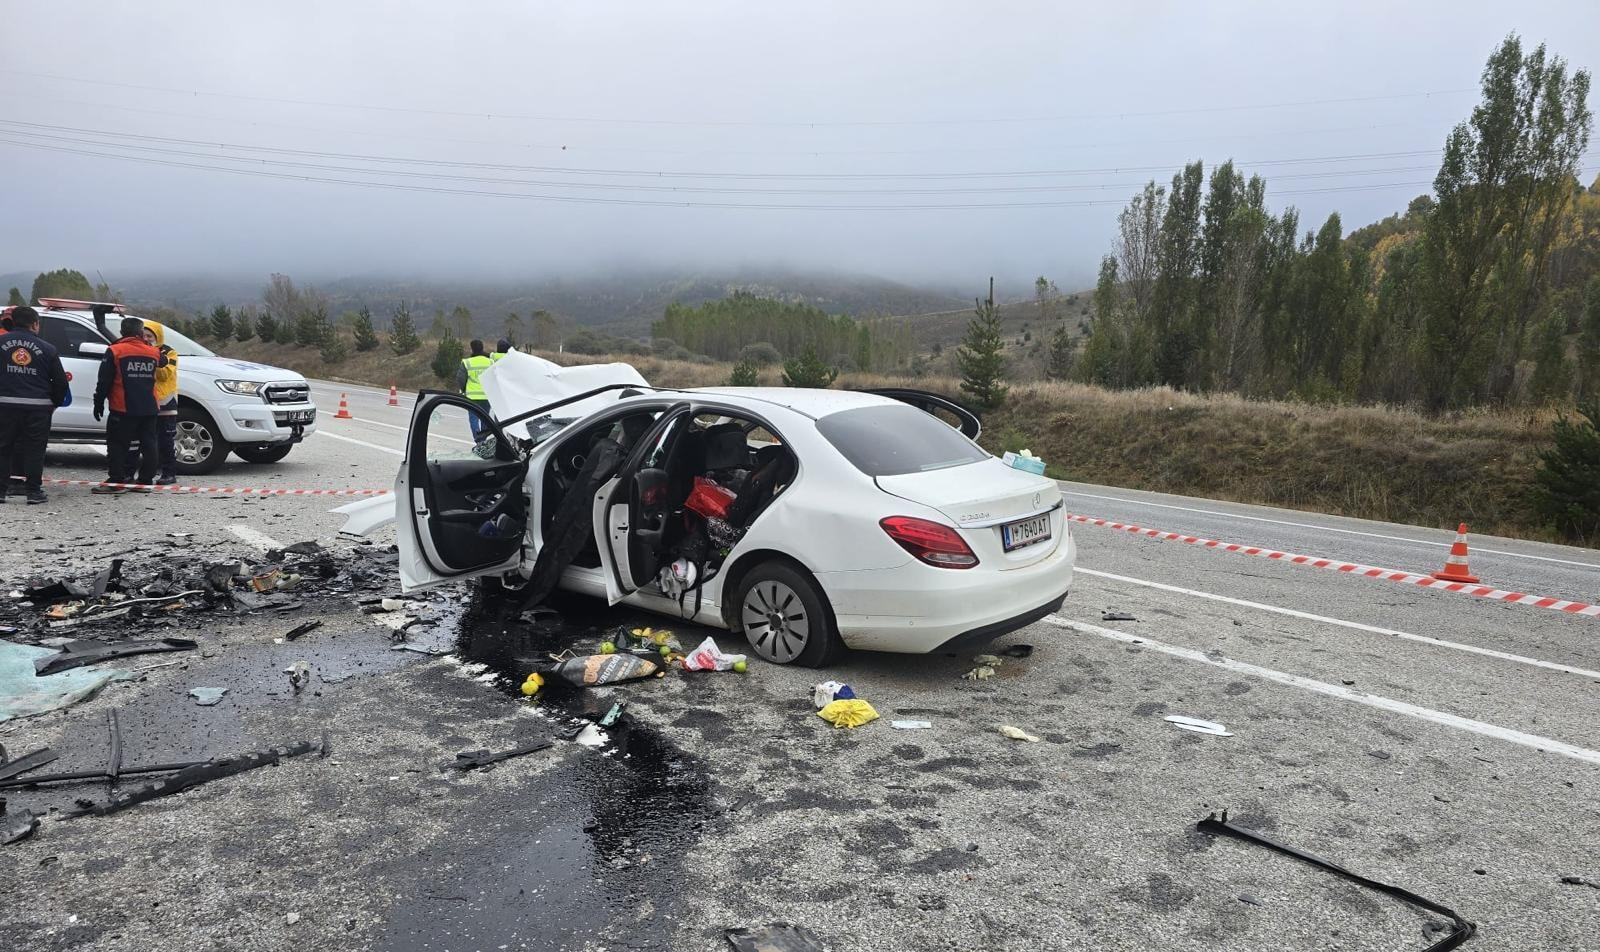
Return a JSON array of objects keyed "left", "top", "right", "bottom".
[
  {"left": 174, "top": 419, "right": 215, "bottom": 466},
  {"left": 742, "top": 579, "right": 811, "bottom": 664}
]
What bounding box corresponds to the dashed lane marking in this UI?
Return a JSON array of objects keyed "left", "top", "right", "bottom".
[
  {"left": 1046, "top": 616, "right": 1600, "bottom": 768},
  {"left": 315, "top": 429, "right": 405, "bottom": 457},
  {"left": 1075, "top": 566, "right": 1600, "bottom": 680},
  {"left": 228, "top": 525, "right": 287, "bottom": 552}
]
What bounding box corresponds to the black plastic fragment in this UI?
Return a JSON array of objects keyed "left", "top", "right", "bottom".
[
  {"left": 106, "top": 710, "right": 123, "bottom": 786},
  {"left": 725, "top": 923, "right": 827, "bottom": 952},
  {"left": 90, "top": 559, "right": 125, "bottom": 598},
  {"left": 283, "top": 620, "right": 323, "bottom": 641},
  {"left": 22, "top": 579, "right": 90, "bottom": 602},
  {"left": 0, "top": 761, "right": 202, "bottom": 790},
  {"left": 1000, "top": 644, "right": 1034, "bottom": 658},
  {"left": 266, "top": 541, "right": 324, "bottom": 561},
  {"left": 70, "top": 737, "right": 325, "bottom": 817},
  {"left": 1197, "top": 810, "right": 1476, "bottom": 951},
  {"left": 448, "top": 740, "right": 554, "bottom": 771},
  {"left": 1101, "top": 611, "right": 1137, "bottom": 622},
  {"left": 1, "top": 808, "right": 40, "bottom": 845},
  {"left": 34, "top": 638, "right": 199, "bottom": 676},
  {"left": 0, "top": 748, "right": 59, "bottom": 782}
]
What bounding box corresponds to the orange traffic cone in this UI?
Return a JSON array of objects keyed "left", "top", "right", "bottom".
[
  {"left": 387, "top": 383, "right": 399, "bottom": 407},
  {"left": 1432, "top": 523, "right": 1480, "bottom": 584},
  {"left": 334, "top": 393, "right": 353, "bottom": 420}
]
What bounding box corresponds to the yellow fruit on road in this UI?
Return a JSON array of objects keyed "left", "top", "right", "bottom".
[
  {"left": 733, "top": 660, "right": 748, "bottom": 673},
  {"left": 659, "top": 645, "right": 673, "bottom": 658},
  {"left": 599, "top": 641, "right": 617, "bottom": 654},
  {"left": 520, "top": 672, "right": 544, "bottom": 696}
]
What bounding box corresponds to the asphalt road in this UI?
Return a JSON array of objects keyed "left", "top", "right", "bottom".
[{"left": 1, "top": 378, "right": 1596, "bottom": 952}]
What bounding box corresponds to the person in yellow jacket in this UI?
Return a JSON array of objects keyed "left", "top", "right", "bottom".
[
  {"left": 455, "top": 339, "right": 494, "bottom": 441},
  {"left": 129, "top": 321, "right": 181, "bottom": 484}
]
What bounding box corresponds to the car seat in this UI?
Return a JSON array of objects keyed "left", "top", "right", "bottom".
[
  {"left": 702, "top": 422, "right": 751, "bottom": 473},
  {"left": 725, "top": 444, "right": 795, "bottom": 528}
]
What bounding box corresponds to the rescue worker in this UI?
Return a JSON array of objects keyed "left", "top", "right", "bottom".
[
  {"left": 456, "top": 338, "right": 494, "bottom": 441},
  {"left": 92, "top": 316, "right": 160, "bottom": 494},
  {"left": 492, "top": 338, "right": 513, "bottom": 363},
  {"left": 0, "top": 306, "right": 70, "bottom": 505},
  {"left": 123, "top": 322, "right": 180, "bottom": 484}
]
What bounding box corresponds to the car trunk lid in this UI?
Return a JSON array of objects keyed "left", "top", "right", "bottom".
[{"left": 875, "top": 459, "right": 1063, "bottom": 568}]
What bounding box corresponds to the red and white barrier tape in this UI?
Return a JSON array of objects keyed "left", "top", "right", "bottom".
[
  {"left": 24, "top": 477, "right": 390, "bottom": 498},
  {"left": 1066, "top": 513, "right": 1600, "bottom": 619}
]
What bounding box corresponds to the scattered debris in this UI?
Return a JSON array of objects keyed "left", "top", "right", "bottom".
[
  {"left": 34, "top": 638, "right": 198, "bottom": 676},
  {"left": 1, "top": 808, "right": 40, "bottom": 846},
  {"left": 573, "top": 723, "right": 608, "bottom": 747},
  {"left": 811, "top": 681, "right": 854, "bottom": 708},
  {"left": 598, "top": 702, "right": 626, "bottom": 728},
  {"left": 999, "top": 644, "right": 1034, "bottom": 659},
  {"left": 1101, "top": 611, "right": 1137, "bottom": 622},
  {"left": 681, "top": 636, "right": 747, "bottom": 672},
  {"left": 726, "top": 923, "right": 827, "bottom": 952},
  {"left": 540, "top": 653, "right": 660, "bottom": 688},
  {"left": 998, "top": 725, "right": 1040, "bottom": 742},
  {"left": 69, "top": 736, "right": 329, "bottom": 818},
  {"left": 189, "top": 687, "right": 228, "bottom": 706},
  {"left": 1559, "top": 876, "right": 1599, "bottom": 890},
  {"left": 1238, "top": 894, "right": 1264, "bottom": 907},
  {"left": 285, "top": 661, "right": 312, "bottom": 694},
  {"left": 962, "top": 665, "right": 995, "bottom": 681},
  {"left": 0, "top": 748, "right": 58, "bottom": 782},
  {"left": 1165, "top": 715, "right": 1233, "bottom": 737},
  {"left": 973, "top": 653, "right": 1005, "bottom": 666},
  {"left": 285, "top": 912, "right": 302, "bottom": 926},
  {"left": 283, "top": 620, "right": 323, "bottom": 642},
  {"left": 448, "top": 740, "right": 555, "bottom": 771},
  {"left": 1197, "top": 810, "right": 1476, "bottom": 951},
  {"left": 891, "top": 720, "right": 933, "bottom": 730},
  {"left": 817, "top": 699, "right": 879, "bottom": 729}
]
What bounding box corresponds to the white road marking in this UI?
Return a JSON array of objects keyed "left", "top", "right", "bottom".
[
  {"left": 315, "top": 429, "right": 405, "bottom": 457},
  {"left": 228, "top": 525, "right": 287, "bottom": 552},
  {"left": 332, "top": 415, "right": 473, "bottom": 445},
  {"left": 1075, "top": 567, "right": 1600, "bottom": 680},
  {"left": 1061, "top": 488, "right": 1600, "bottom": 569},
  {"left": 1045, "top": 616, "right": 1600, "bottom": 768}
]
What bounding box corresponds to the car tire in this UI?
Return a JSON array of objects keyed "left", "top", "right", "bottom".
[
  {"left": 233, "top": 443, "right": 293, "bottom": 465},
  {"left": 174, "top": 406, "right": 231, "bottom": 475},
  {"left": 735, "top": 561, "right": 842, "bottom": 667}
]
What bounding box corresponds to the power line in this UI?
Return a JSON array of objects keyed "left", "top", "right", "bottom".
[
  {"left": 0, "top": 126, "right": 1447, "bottom": 196},
  {"left": 0, "top": 117, "right": 1460, "bottom": 181},
  {"left": 0, "top": 67, "right": 1478, "bottom": 128},
  {"left": 0, "top": 135, "right": 1453, "bottom": 210}
]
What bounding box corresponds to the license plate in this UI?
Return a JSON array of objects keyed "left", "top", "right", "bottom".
[
  {"left": 1001, "top": 513, "right": 1052, "bottom": 552},
  {"left": 285, "top": 409, "right": 315, "bottom": 423}
]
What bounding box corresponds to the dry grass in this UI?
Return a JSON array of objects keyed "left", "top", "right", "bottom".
[{"left": 217, "top": 338, "right": 1556, "bottom": 540}]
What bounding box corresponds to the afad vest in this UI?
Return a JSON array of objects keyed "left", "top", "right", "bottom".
[
  {"left": 107, "top": 337, "right": 160, "bottom": 415},
  {"left": 461, "top": 354, "right": 493, "bottom": 400}
]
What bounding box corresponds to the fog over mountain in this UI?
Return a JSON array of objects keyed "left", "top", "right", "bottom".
[{"left": 1, "top": 2, "right": 1596, "bottom": 294}]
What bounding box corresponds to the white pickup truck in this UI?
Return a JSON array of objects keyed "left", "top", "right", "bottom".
[{"left": 31, "top": 298, "right": 318, "bottom": 475}]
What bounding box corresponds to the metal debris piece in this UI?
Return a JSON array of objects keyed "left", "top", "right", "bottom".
[
  {"left": 891, "top": 720, "right": 933, "bottom": 730},
  {"left": 1197, "top": 810, "right": 1476, "bottom": 952},
  {"left": 0, "top": 748, "right": 58, "bottom": 782},
  {"left": 1560, "top": 876, "right": 1599, "bottom": 890},
  {"left": 725, "top": 923, "right": 827, "bottom": 952},
  {"left": 285, "top": 661, "right": 311, "bottom": 694},
  {"left": 1101, "top": 610, "right": 1137, "bottom": 622},
  {"left": 69, "top": 738, "right": 327, "bottom": 817},
  {"left": 1, "top": 808, "right": 40, "bottom": 845},
  {"left": 1165, "top": 715, "right": 1234, "bottom": 737},
  {"left": 283, "top": 620, "right": 323, "bottom": 642},
  {"left": 447, "top": 740, "right": 555, "bottom": 771},
  {"left": 89, "top": 559, "right": 124, "bottom": 597},
  {"left": 189, "top": 687, "right": 228, "bottom": 706},
  {"left": 34, "top": 638, "right": 198, "bottom": 676}
]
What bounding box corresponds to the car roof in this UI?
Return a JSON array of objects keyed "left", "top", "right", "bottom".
[{"left": 684, "top": 386, "right": 896, "bottom": 420}]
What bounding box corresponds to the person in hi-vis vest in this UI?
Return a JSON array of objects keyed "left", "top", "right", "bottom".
[{"left": 455, "top": 339, "right": 494, "bottom": 441}]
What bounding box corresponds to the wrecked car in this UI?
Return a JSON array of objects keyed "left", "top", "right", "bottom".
[{"left": 336, "top": 353, "right": 1075, "bottom": 666}]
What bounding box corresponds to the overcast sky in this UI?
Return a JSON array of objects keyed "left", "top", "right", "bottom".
[{"left": 1, "top": 1, "right": 1596, "bottom": 292}]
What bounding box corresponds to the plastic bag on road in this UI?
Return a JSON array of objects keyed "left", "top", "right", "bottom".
[{"left": 681, "top": 636, "right": 747, "bottom": 672}]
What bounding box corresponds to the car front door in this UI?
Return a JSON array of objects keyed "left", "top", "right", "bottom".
[
  {"left": 593, "top": 403, "right": 692, "bottom": 605},
  {"left": 397, "top": 392, "right": 530, "bottom": 591},
  {"left": 37, "top": 315, "right": 109, "bottom": 432}
]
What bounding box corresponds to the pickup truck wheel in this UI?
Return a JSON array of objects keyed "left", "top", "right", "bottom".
[
  {"left": 233, "top": 443, "right": 293, "bottom": 464},
  {"left": 174, "top": 406, "right": 231, "bottom": 475}
]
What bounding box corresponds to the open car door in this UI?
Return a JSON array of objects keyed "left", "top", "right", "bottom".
[
  {"left": 593, "top": 403, "right": 692, "bottom": 605},
  {"left": 397, "top": 392, "right": 530, "bottom": 591},
  {"left": 861, "top": 388, "right": 982, "bottom": 440}
]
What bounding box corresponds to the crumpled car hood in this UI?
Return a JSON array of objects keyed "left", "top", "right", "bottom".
[{"left": 481, "top": 351, "right": 649, "bottom": 432}]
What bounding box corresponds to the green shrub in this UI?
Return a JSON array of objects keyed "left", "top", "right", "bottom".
[
  {"left": 728, "top": 360, "right": 759, "bottom": 386},
  {"left": 781, "top": 347, "right": 838, "bottom": 388},
  {"left": 1531, "top": 400, "right": 1600, "bottom": 540}
]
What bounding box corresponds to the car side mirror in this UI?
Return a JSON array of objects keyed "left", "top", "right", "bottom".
[{"left": 78, "top": 342, "right": 109, "bottom": 357}]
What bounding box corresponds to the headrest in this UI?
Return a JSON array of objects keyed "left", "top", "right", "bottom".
[{"left": 703, "top": 423, "right": 749, "bottom": 471}]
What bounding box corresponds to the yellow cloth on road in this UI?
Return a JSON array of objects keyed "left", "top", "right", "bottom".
[{"left": 817, "top": 698, "right": 879, "bottom": 729}]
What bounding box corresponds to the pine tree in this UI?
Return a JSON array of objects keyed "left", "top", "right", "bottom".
[
  {"left": 728, "top": 360, "right": 759, "bottom": 386},
  {"left": 208, "top": 304, "right": 234, "bottom": 340},
  {"left": 1047, "top": 324, "right": 1075, "bottom": 380},
  {"left": 1527, "top": 312, "right": 1571, "bottom": 404},
  {"left": 431, "top": 335, "right": 465, "bottom": 381},
  {"left": 958, "top": 278, "right": 1008, "bottom": 412},
  {"left": 234, "top": 311, "right": 255, "bottom": 342},
  {"left": 1531, "top": 399, "right": 1600, "bottom": 540},
  {"left": 780, "top": 347, "right": 838, "bottom": 388},
  {"left": 352, "top": 306, "right": 380, "bottom": 352},
  {"left": 321, "top": 330, "right": 351, "bottom": 364},
  {"left": 6, "top": 287, "right": 23, "bottom": 306},
  {"left": 1579, "top": 275, "right": 1600, "bottom": 400},
  {"left": 255, "top": 311, "right": 279, "bottom": 343},
  {"left": 390, "top": 304, "right": 421, "bottom": 355}
]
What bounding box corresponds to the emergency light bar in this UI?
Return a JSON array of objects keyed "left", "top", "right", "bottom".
[{"left": 37, "top": 297, "right": 126, "bottom": 313}]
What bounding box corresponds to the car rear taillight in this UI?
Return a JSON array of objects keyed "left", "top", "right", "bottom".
[{"left": 880, "top": 516, "right": 979, "bottom": 569}]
